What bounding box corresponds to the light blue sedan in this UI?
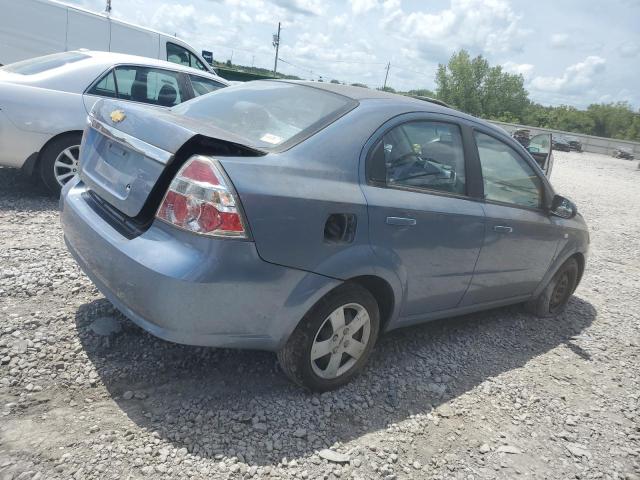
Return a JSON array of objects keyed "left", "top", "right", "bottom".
[{"left": 61, "top": 81, "right": 589, "bottom": 391}]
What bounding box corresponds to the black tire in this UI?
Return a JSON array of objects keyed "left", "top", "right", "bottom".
[
  {"left": 525, "top": 257, "right": 579, "bottom": 318},
  {"left": 39, "top": 133, "right": 82, "bottom": 196},
  {"left": 277, "top": 283, "right": 380, "bottom": 392}
]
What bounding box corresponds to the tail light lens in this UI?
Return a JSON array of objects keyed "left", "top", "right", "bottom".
[{"left": 156, "top": 155, "right": 248, "bottom": 239}]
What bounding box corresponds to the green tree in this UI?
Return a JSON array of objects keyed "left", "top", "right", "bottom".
[
  {"left": 407, "top": 88, "right": 436, "bottom": 98},
  {"left": 625, "top": 112, "right": 640, "bottom": 141},
  {"left": 435, "top": 49, "right": 529, "bottom": 121},
  {"left": 587, "top": 102, "right": 636, "bottom": 139}
]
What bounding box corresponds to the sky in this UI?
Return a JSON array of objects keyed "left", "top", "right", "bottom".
[{"left": 66, "top": 0, "right": 640, "bottom": 109}]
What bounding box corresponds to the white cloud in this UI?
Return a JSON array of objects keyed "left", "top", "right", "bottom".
[
  {"left": 530, "top": 56, "right": 606, "bottom": 93},
  {"left": 330, "top": 14, "right": 349, "bottom": 27},
  {"left": 270, "top": 0, "right": 325, "bottom": 16},
  {"left": 382, "top": 0, "right": 530, "bottom": 60},
  {"left": 619, "top": 41, "right": 640, "bottom": 58},
  {"left": 350, "top": 0, "right": 379, "bottom": 14},
  {"left": 502, "top": 61, "right": 534, "bottom": 79},
  {"left": 550, "top": 33, "right": 570, "bottom": 48}
]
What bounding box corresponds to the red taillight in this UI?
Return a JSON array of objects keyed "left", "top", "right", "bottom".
[{"left": 156, "top": 155, "right": 248, "bottom": 238}]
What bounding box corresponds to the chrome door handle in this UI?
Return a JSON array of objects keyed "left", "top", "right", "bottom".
[
  {"left": 386, "top": 216, "right": 417, "bottom": 226},
  {"left": 493, "top": 225, "right": 513, "bottom": 233}
]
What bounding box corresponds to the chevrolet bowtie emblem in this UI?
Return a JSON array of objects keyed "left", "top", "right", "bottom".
[{"left": 110, "top": 109, "right": 126, "bottom": 123}]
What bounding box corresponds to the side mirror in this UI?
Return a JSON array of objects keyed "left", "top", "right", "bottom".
[{"left": 550, "top": 194, "right": 577, "bottom": 219}]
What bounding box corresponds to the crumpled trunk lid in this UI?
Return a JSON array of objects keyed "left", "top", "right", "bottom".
[{"left": 79, "top": 99, "right": 264, "bottom": 218}]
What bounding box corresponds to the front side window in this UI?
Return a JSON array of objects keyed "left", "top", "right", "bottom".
[
  {"left": 89, "top": 66, "right": 185, "bottom": 107},
  {"left": 369, "top": 121, "right": 466, "bottom": 195},
  {"left": 475, "top": 131, "right": 543, "bottom": 209},
  {"left": 189, "top": 75, "right": 225, "bottom": 97},
  {"left": 167, "top": 43, "right": 208, "bottom": 71}
]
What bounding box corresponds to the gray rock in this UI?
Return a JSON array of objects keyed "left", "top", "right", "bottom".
[
  {"left": 253, "top": 423, "right": 268, "bottom": 433},
  {"left": 497, "top": 445, "right": 522, "bottom": 454},
  {"left": 565, "top": 443, "right": 591, "bottom": 458},
  {"left": 293, "top": 428, "right": 307, "bottom": 438},
  {"left": 89, "top": 317, "right": 122, "bottom": 336},
  {"left": 318, "top": 449, "right": 350, "bottom": 463}
]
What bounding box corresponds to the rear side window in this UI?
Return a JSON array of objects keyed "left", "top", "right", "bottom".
[
  {"left": 368, "top": 121, "right": 466, "bottom": 195},
  {"left": 475, "top": 131, "right": 543, "bottom": 209},
  {"left": 89, "top": 70, "right": 117, "bottom": 98},
  {"left": 167, "top": 43, "right": 207, "bottom": 71},
  {"left": 172, "top": 81, "right": 356, "bottom": 150},
  {"left": 2, "top": 52, "right": 89, "bottom": 75},
  {"left": 88, "top": 66, "right": 185, "bottom": 107},
  {"left": 189, "top": 75, "right": 225, "bottom": 96}
]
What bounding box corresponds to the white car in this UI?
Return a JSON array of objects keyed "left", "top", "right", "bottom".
[{"left": 0, "top": 50, "right": 229, "bottom": 193}]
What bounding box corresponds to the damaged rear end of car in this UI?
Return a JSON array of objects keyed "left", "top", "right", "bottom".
[{"left": 60, "top": 96, "right": 343, "bottom": 350}]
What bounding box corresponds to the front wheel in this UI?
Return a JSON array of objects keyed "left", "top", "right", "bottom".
[
  {"left": 39, "top": 133, "right": 82, "bottom": 195},
  {"left": 278, "top": 283, "right": 380, "bottom": 391},
  {"left": 525, "top": 257, "right": 579, "bottom": 317}
]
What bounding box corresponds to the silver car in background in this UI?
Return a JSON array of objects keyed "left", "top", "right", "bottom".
[{"left": 0, "top": 50, "right": 228, "bottom": 193}]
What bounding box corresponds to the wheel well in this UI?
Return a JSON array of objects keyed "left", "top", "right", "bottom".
[
  {"left": 346, "top": 275, "right": 395, "bottom": 332},
  {"left": 570, "top": 252, "right": 585, "bottom": 288},
  {"left": 29, "top": 131, "right": 83, "bottom": 176}
]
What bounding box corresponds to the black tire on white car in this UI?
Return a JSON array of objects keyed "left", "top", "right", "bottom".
[{"left": 39, "top": 133, "right": 82, "bottom": 196}]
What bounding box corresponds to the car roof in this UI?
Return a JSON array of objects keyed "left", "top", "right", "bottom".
[
  {"left": 0, "top": 50, "right": 228, "bottom": 95},
  {"left": 276, "top": 80, "right": 508, "bottom": 137},
  {"left": 79, "top": 50, "right": 227, "bottom": 80}
]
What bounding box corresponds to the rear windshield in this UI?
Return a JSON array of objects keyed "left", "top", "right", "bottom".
[
  {"left": 2, "top": 52, "right": 89, "bottom": 75},
  {"left": 172, "top": 81, "right": 356, "bottom": 150}
]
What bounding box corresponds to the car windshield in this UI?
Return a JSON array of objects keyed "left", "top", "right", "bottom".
[
  {"left": 172, "top": 81, "right": 356, "bottom": 149},
  {"left": 2, "top": 52, "right": 90, "bottom": 75}
]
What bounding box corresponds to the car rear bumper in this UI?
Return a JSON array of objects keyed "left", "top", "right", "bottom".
[{"left": 61, "top": 179, "right": 341, "bottom": 350}]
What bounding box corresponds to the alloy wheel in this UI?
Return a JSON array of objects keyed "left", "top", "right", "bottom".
[
  {"left": 310, "top": 303, "right": 371, "bottom": 379},
  {"left": 53, "top": 145, "right": 80, "bottom": 187}
]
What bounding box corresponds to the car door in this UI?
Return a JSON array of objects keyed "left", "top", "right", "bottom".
[
  {"left": 362, "top": 114, "right": 486, "bottom": 319},
  {"left": 527, "top": 132, "right": 553, "bottom": 177},
  {"left": 461, "top": 128, "right": 561, "bottom": 306}
]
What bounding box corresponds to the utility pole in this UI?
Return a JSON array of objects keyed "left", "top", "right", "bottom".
[
  {"left": 383, "top": 61, "right": 390, "bottom": 90},
  {"left": 105, "top": 0, "right": 111, "bottom": 15},
  {"left": 272, "top": 22, "right": 281, "bottom": 76}
]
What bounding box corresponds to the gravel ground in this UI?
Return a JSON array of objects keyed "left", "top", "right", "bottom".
[{"left": 0, "top": 152, "right": 639, "bottom": 480}]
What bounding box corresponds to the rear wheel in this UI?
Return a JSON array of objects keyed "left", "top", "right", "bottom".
[
  {"left": 278, "top": 283, "right": 380, "bottom": 391},
  {"left": 525, "top": 257, "right": 579, "bottom": 317},
  {"left": 39, "top": 133, "right": 82, "bottom": 195}
]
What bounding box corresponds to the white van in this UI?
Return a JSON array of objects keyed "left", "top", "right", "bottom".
[{"left": 0, "top": 0, "right": 215, "bottom": 73}]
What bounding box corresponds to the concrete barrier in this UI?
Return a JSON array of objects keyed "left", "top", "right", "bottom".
[{"left": 488, "top": 120, "right": 640, "bottom": 157}]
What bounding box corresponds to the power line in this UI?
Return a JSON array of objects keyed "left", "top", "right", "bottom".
[{"left": 277, "top": 57, "right": 332, "bottom": 81}]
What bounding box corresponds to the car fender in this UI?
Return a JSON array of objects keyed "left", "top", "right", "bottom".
[
  {"left": 0, "top": 82, "right": 86, "bottom": 135},
  {"left": 288, "top": 243, "right": 406, "bottom": 331},
  {"left": 532, "top": 217, "right": 589, "bottom": 297}
]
